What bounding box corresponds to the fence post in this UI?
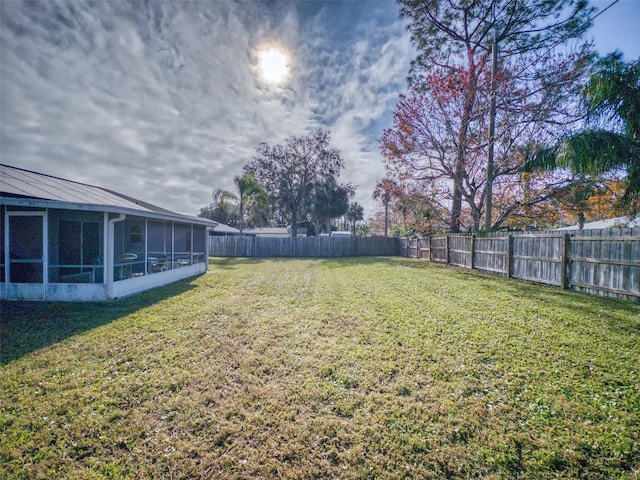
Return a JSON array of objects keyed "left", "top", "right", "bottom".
[
  {"left": 416, "top": 237, "right": 421, "bottom": 259},
  {"left": 470, "top": 234, "right": 476, "bottom": 269},
  {"left": 446, "top": 234, "right": 450, "bottom": 264},
  {"left": 506, "top": 234, "right": 513, "bottom": 277},
  {"left": 560, "top": 233, "right": 570, "bottom": 289}
]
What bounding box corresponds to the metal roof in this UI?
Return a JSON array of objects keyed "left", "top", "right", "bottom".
[
  {"left": 0, "top": 164, "right": 216, "bottom": 226},
  {"left": 555, "top": 216, "right": 640, "bottom": 230},
  {"left": 212, "top": 222, "right": 241, "bottom": 234}
]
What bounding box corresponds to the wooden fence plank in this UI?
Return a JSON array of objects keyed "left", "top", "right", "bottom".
[
  {"left": 408, "top": 230, "right": 638, "bottom": 301},
  {"left": 561, "top": 233, "right": 569, "bottom": 289},
  {"left": 210, "top": 236, "right": 400, "bottom": 258}
]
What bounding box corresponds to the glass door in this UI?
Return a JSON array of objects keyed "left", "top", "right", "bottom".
[{"left": 8, "top": 213, "right": 45, "bottom": 283}]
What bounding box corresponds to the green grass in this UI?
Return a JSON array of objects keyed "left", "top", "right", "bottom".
[{"left": 1, "top": 257, "right": 639, "bottom": 479}]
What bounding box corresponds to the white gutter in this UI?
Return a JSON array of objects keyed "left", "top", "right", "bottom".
[
  {"left": 106, "top": 213, "right": 126, "bottom": 299},
  {"left": 0, "top": 197, "right": 217, "bottom": 228}
]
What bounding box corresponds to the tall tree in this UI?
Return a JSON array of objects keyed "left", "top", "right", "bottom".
[
  {"left": 500, "top": 173, "right": 638, "bottom": 230},
  {"left": 394, "top": 182, "right": 448, "bottom": 236},
  {"left": 306, "top": 180, "right": 353, "bottom": 234},
  {"left": 346, "top": 202, "right": 364, "bottom": 235},
  {"left": 373, "top": 178, "right": 399, "bottom": 237},
  {"left": 526, "top": 53, "right": 640, "bottom": 206},
  {"left": 246, "top": 129, "right": 345, "bottom": 237},
  {"left": 390, "top": 0, "right": 593, "bottom": 232},
  {"left": 212, "top": 188, "right": 237, "bottom": 211},
  {"left": 198, "top": 188, "right": 239, "bottom": 226},
  {"left": 233, "top": 172, "right": 268, "bottom": 235},
  {"left": 381, "top": 60, "right": 582, "bottom": 232}
]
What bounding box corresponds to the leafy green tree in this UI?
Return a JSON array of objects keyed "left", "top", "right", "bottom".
[
  {"left": 306, "top": 180, "right": 353, "bottom": 234},
  {"left": 356, "top": 223, "right": 370, "bottom": 237},
  {"left": 234, "top": 172, "right": 268, "bottom": 235},
  {"left": 246, "top": 129, "right": 345, "bottom": 236},
  {"left": 527, "top": 53, "right": 640, "bottom": 206},
  {"left": 213, "top": 188, "right": 236, "bottom": 210},
  {"left": 373, "top": 178, "right": 399, "bottom": 237},
  {"left": 346, "top": 202, "right": 364, "bottom": 235},
  {"left": 197, "top": 204, "right": 218, "bottom": 221},
  {"left": 198, "top": 188, "right": 239, "bottom": 226}
]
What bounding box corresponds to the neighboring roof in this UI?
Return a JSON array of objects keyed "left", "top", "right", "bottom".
[
  {"left": 0, "top": 164, "right": 216, "bottom": 226},
  {"left": 244, "top": 227, "right": 289, "bottom": 235},
  {"left": 555, "top": 216, "right": 640, "bottom": 230},
  {"left": 244, "top": 227, "right": 308, "bottom": 236},
  {"left": 211, "top": 222, "right": 241, "bottom": 235}
]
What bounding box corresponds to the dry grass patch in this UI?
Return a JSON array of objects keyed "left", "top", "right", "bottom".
[{"left": 1, "top": 257, "right": 639, "bottom": 479}]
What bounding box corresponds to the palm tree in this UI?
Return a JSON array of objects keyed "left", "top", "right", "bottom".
[
  {"left": 346, "top": 202, "right": 364, "bottom": 235},
  {"left": 527, "top": 53, "right": 640, "bottom": 205},
  {"left": 306, "top": 180, "right": 352, "bottom": 234},
  {"left": 373, "top": 178, "right": 397, "bottom": 236},
  {"left": 212, "top": 187, "right": 237, "bottom": 208},
  {"left": 209, "top": 188, "right": 239, "bottom": 225},
  {"left": 234, "top": 172, "right": 268, "bottom": 235}
]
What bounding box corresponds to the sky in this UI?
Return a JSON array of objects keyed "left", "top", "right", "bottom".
[{"left": 1, "top": 0, "right": 639, "bottom": 220}]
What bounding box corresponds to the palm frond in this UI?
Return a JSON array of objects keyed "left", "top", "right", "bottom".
[
  {"left": 582, "top": 53, "right": 640, "bottom": 138},
  {"left": 620, "top": 163, "right": 640, "bottom": 203},
  {"left": 524, "top": 130, "right": 636, "bottom": 174}
]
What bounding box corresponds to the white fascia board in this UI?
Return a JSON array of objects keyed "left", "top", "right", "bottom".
[{"left": 0, "top": 196, "right": 217, "bottom": 227}]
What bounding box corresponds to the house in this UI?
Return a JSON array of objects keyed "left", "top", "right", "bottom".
[
  {"left": 318, "top": 231, "right": 352, "bottom": 237},
  {"left": 555, "top": 216, "right": 640, "bottom": 230},
  {"left": 209, "top": 222, "right": 241, "bottom": 236},
  {"left": 1, "top": 164, "right": 217, "bottom": 302},
  {"left": 330, "top": 231, "right": 352, "bottom": 237},
  {"left": 243, "top": 227, "right": 307, "bottom": 237}
]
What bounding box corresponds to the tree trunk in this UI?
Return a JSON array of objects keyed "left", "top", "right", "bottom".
[
  {"left": 384, "top": 201, "right": 389, "bottom": 236},
  {"left": 291, "top": 207, "right": 298, "bottom": 237},
  {"left": 451, "top": 53, "right": 479, "bottom": 233},
  {"left": 484, "top": 38, "right": 498, "bottom": 232},
  {"left": 450, "top": 180, "right": 462, "bottom": 233}
]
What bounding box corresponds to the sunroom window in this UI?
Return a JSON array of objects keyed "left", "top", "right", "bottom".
[
  {"left": 48, "top": 210, "right": 104, "bottom": 284},
  {"left": 147, "top": 221, "right": 173, "bottom": 274},
  {"left": 113, "top": 217, "right": 146, "bottom": 280}
]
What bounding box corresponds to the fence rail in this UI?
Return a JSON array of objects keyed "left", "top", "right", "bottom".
[
  {"left": 401, "top": 228, "right": 639, "bottom": 301},
  {"left": 209, "top": 236, "right": 400, "bottom": 258}
]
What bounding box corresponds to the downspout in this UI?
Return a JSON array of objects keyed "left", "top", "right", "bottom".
[
  {"left": 206, "top": 226, "right": 215, "bottom": 271},
  {"left": 106, "top": 213, "right": 126, "bottom": 300}
]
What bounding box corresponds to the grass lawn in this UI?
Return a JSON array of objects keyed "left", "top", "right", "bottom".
[{"left": 1, "top": 257, "right": 639, "bottom": 479}]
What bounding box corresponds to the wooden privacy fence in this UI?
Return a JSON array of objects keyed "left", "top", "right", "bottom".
[
  {"left": 401, "top": 229, "right": 640, "bottom": 301},
  {"left": 210, "top": 235, "right": 400, "bottom": 258}
]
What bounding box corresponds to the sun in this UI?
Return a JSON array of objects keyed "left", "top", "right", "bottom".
[{"left": 258, "top": 47, "right": 289, "bottom": 84}]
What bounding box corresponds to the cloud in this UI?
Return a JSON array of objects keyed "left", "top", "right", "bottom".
[
  {"left": 294, "top": 3, "right": 415, "bottom": 211},
  {"left": 1, "top": 0, "right": 414, "bottom": 217}
]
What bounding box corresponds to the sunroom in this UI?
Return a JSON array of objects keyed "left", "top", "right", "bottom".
[{"left": 1, "top": 164, "right": 216, "bottom": 302}]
